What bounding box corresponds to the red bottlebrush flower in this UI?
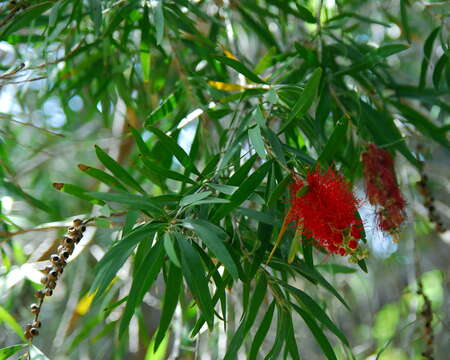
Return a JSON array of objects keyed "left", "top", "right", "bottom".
[
  {"left": 287, "top": 168, "right": 363, "bottom": 257},
  {"left": 362, "top": 144, "right": 406, "bottom": 234}
]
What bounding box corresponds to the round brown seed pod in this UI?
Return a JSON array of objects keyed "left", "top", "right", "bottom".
[
  {"left": 60, "top": 250, "right": 70, "bottom": 259},
  {"left": 42, "top": 266, "right": 52, "bottom": 274},
  {"left": 30, "top": 328, "right": 39, "bottom": 336},
  {"left": 30, "top": 303, "right": 40, "bottom": 314},
  {"left": 40, "top": 275, "right": 48, "bottom": 285},
  {"left": 32, "top": 320, "right": 42, "bottom": 328},
  {"left": 48, "top": 269, "right": 58, "bottom": 280},
  {"left": 63, "top": 236, "right": 74, "bottom": 245},
  {"left": 34, "top": 290, "right": 45, "bottom": 299},
  {"left": 50, "top": 254, "right": 61, "bottom": 264},
  {"left": 72, "top": 219, "right": 82, "bottom": 227},
  {"left": 47, "top": 280, "right": 57, "bottom": 289},
  {"left": 67, "top": 226, "right": 76, "bottom": 233},
  {"left": 24, "top": 324, "right": 32, "bottom": 332},
  {"left": 24, "top": 330, "right": 32, "bottom": 339},
  {"left": 45, "top": 288, "right": 53, "bottom": 297}
]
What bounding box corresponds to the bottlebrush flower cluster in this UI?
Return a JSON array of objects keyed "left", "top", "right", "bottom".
[
  {"left": 361, "top": 143, "right": 406, "bottom": 235},
  {"left": 287, "top": 168, "right": 365, "bottom": 260}
]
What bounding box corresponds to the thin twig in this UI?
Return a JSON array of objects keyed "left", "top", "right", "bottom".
[
  {"left": 0, "top": 212, "right": 125, "bottom": 241},
  {"left": 0, "top": 115, "right": 65, "bottom": 138}
]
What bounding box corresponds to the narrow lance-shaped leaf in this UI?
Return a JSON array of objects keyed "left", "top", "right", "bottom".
[
  {"left": 0, "top": 344, "right": 27, "bottom": 359},
  {"left": 140, "top": 155, "right": 196, "bottom": 185},
  {"left": 182, "top": 219, "right": 239, "bottom": 279},
  {"left": 53, "top": 183, "right": 104, "bottom": 205},
  {"left": 174, "top": 232, "right": 215, "bottom": 329},
  {"left": 0, "top": 306, "right": 26, "bottom": 341},
  {"left": 88, "top": 0, "right": 102, "bottom": 34},
  {"left": 119, "top": 238, "right": 165, "bottom": 337},
  {"left": 419, "top": 27, "right": 440, "bottom": 89},
  {"left": 291, "top": 303, "right": 338, "bottom": 360},
  {"left": 146, "top": 126, "right": 200, "bottom": 175},
  {"left": 224, "top": 274, "right": 267, "bottom": 359},
  {"left": 154, "top": 0, "right": 164, "bottom": 45},
  {"left": 1, "top": 179, "right": 53, "bottom": 214},
  {"left": 94, "top": 145, "right": 146, "bottom": 194},
  {"left": 278, "top": 68, "right": 322, "bottom": 134},
  {"left": 215, "top": 56, "right": 266, "bottom": 84},
  {"left": 212, "top": 160, "right": 272, "bottom": 221},
  {"left": 154, "top": 262, "right": 182, "bottom": 351},
  {"left": 279, "top": 281, "right": 349, "bottom": 346},
  {"left": 78, "top": 164, "right": 127, "bottom": 191},
  {"left": 248, "top": 125, "right": 267, "bottom": 159},
  {"left": 91, "top": 223, "right": 162, "bottom": 298},
  {"left": 145, "top": 88, "right": 183, "bottom": 126},
  {"left": 87, "top": 192, "right": 165, "bottom": 217},
  {"left": 249, "top": 301, "right": 276, "bottom": 360}
]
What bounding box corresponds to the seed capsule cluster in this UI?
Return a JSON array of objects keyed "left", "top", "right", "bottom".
[
  {"left": 416, "top": 172, "right": 446, "bottom": 234},
  {"left": 23, "top": 219, "right": 86, "bottom": 340},
  {"left": 417, "top": 280, "right": 434, "bottom": 359}
]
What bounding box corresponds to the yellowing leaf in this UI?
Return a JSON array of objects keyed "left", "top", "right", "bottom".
[
  {"left": 220, "top": 44, "right": 238, "bottom": 60},
  {"left": 208, "top": 81, "right": 248, "bottom": 91},
  {"left": 76, "top": 291, "right": 96, "bottom": 315}
]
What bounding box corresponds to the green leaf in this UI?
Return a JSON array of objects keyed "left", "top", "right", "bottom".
[
  {"left": 291, "top": 303, "right": 337, "bottom": 360},
  {"left": 146, "top": 88, "right": 183, "bottom": 126},
  {"left": 285, "top": 314, "right": 301, "bottom": 360},
  {"left": 180, "top": 191, "right": 212, "bottom": 207},
  {"left": 433, "top": 53, "right": 448, "bottom": 89},
  {"left": 163, "top": 233, "right": 181, "bottom": 267},
  {"left": 295, "top": 3, "right": 316, "bottom": 23},
  {"left": 264, "top": 307, "right": 287, "bottom": 360},
  {"left": 254, "top": 47, "right": 277, "bottom": 75},
  {"left": 88, "top": 0, "right": 102, "bottom": 34},
  {"left": 224, "top": 274, "right": 267, "bottom": 359},
  {"left": 278, "top": 261, "right": 350, "bottom": 310},
  {"left": 419, "top": 27, "right": 440, "bottom": 89},
  {"left": 376, "top": 44, "right": 409, "bottom": 58},
  {"left": 94, "top": 145, "right": 146, "bottom": 194},
  {"left": 174, "top": 232, "right": 214, "bottom": 329},
  {"left": 212, "top": 160, "right": 272, "bottom": 221},
  {"left": 358, "top": 102, "right": 420, "bottom": 167},
  {"left": 140, "top": 156, "right": 196, "bottom": 185},
  {"left": 279, "top": 281, "right": 349, "bottom": 346},
  {"left": 91, "top": 223, "right": 162, "bottom": 298},
  {"left": 316, "top": 263, "right": 357, "bottom": 274},
  {"left": 392, "top": 101, "right": 450, "bottom": 148},
  {"left": 53, "top": 183, "right": 104, "bottom": 204},
  {"left": 154, "top": 0, "right": 164, "bottom": 45},
  {"left": 129, "top": 126, "right": 152, "bottom": 157},
  {"left": 182, "top": 219, "right": 239, "bottom": 279},
  {"left": 317, "top": 118, "right": 348, "bottom": 166},
  {"left": 0, "top": 344, "right": 27, "bottom": 360},
  {"left": 0, "top": 2, "right": 53, "bottom": 39},
  {"left": 249, "top": 301, "right": 276, "bottom": 360},
  {"left": 78, "top": 164, "right": 127, "bottom": 191},
  {"left": 215, "top": 56, "right": 266, "bottom": 84},
  {"left": 1, "top": 179, "right": 53, "bottom": 214},
  {"left": 154, "top": 262, "right": 182, "bottom": 350},
  {"left": 88, "top": 192, "right": 165, "bottom": 216},
  {"left": 278, "top": 68, "right": 322, "bottom": 134},
  {"left": 146, "top": 126, "right": 200, "bottom": 175},
  {"left": 248, "top": 125, "right": 267, "bottom": 159},
  {"left": 119, "top": 238, "right": 165, "bottom": 337},
  {"left": 400, "top": 0, "right": 411, "bottom": 42}
]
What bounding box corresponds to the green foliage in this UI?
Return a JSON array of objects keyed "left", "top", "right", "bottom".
[{"left": 0, "top": 0, "right": 449, "bottom": 359}]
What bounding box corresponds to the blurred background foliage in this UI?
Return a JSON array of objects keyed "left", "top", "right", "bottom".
[{"left": 0, "top": 0, "right": 449, "bottom": 359}]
